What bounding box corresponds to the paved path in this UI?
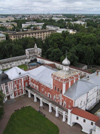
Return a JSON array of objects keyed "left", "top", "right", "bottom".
[{"left": 0, "top": 95, "right": 84, "bottom": 134}]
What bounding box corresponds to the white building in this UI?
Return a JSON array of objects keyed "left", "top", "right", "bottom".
[
  {"left": 67, "top": 107, "right": 99, "bottom": 134},
  {"left": 56, "top": 28, "right": 76, "bottom": 34},
  {"left": 70, "top": 21, "right": 87, "bottom": 28},
  {"left": 22, "top": 21, "right": 44, "bottom": 28},
  {"left": 46, "top": 25, "right": 60, "bottom": 31},
  {"left": 0, "top": 33, "right": 6, "bottom": 41},
  {"left": 52, "top": 17, "right": 66, "bottom": 21}
]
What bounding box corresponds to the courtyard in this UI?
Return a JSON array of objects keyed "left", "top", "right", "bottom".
[
  {"left": 0, "top": 95, "right": 84, "bottom": 134},
  {"left": 3, "top": 106, "right": 59, "bottom": 134}
]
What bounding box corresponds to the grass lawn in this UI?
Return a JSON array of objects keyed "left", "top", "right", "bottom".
[
  {"left": 3, "top": 106, "right": 59, "bottom": 134},
  {"left": 3, "top": 64, "right": 28, "bottom": 71},
  {"left": 18, "top": 64, "right": 28, "bottom": 70}
]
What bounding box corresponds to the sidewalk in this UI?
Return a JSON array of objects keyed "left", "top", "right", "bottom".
[{"left": 0, "top": 95, "right": 84, "bottom": 134}]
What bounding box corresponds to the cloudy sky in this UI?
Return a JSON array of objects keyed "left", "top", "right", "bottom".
[{"left": 0, "top": 0, "right": 100, "bottom": 14}]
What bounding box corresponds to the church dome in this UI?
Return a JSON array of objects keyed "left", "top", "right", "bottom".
[{"left": 62, "top": 57, "right": 70, "bottom": 66}]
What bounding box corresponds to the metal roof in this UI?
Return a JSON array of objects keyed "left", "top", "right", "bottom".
[
  {"left": 0, "top": 72, "right": 11, "bottom": 84},
  {"left": 28, "top": 66, "right": 56, "bottom": 87},
  {"left": 64, "top": 80, "right": 97, "bottom": 100},
  {"left": 83, "top": 72, "right": 100, "bottom": 90},
  {"left": 5, "top": 67, "right": 27, "bottom": 80},
  {"left": 0, "top": 55, "right": 26, "bottom": 64}
]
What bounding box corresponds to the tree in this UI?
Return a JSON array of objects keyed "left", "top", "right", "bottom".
[
  {"left": 94, "top": 45, "right": 100, "bottom": 65},
  {"left": 0, "top": 90, "right": 4, "bottom": 120},
  {"left": 49, "top": 48, "right": 63, "bottom": 62},
  {"left": 82, "top": 46, "right": 94, "bottom": 65},
  {"left": 67, "top": 48, "right": 79, "bottom": 65}
]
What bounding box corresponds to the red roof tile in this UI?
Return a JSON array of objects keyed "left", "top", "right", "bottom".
[{"left": 71, "top": 107, "right": 99, "bottom": 122}]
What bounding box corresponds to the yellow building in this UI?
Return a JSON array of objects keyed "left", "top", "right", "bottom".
[{"left": 7, "top": 30, "right": 55, "bottom": 40}]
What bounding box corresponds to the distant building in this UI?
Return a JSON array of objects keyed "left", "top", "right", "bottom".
[
  {"left": 5, "top": 30, "right": 55, "bottom": 40},
  {"left": 22, "top": 21, "right": 44, "bottom": 29},
  {"left": 0, "top": 33, "right": 6, "bottom": 41},
  {"left": 46, "top": 25, "right": 60, "bottom": 31},
  {"left": 0, "top": 22, "right": 17, "bottom": 29},
  {"left": 52, "top": 17, "right": 66, "bottom": 22},
  {"left": 57, "top": 28, "right": 76, "bottom": 34},
  {"left": 0, "top": 16, "right": 14, "bottom": 23},
  {"left": 70, "top": 21, "right": 87, "bottom": 28}
]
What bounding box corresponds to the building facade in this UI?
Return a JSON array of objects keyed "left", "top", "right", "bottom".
[{"left": 6, "top": 29, "right": 56, "bottom": 40}]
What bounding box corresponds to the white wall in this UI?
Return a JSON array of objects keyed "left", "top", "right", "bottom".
[
  {"left": 75, "top": 94, "right": 87, "bottom": 110},
  {"left": 92, "top": 126, "right": 100, "bottom": 134},
  {"left": 86, "top": 87, "right": 97, "bottom": 110},
  {"left": 67, "top": 110, "right": 95, "bottom": 134}
]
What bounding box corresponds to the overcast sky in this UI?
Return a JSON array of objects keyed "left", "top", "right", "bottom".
[{"left": 0, "top": 0, "right": 100, "bottom": 14}]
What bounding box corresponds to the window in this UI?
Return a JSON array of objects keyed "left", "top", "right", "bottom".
[
  {"left": 68, "top": 105, "right": 70, "bottom": 108},
  {"left": 57, "top": 88, "right": 59, "bottom": 92},
  {"left": 63, "top": 101, "right": 66, "bottom": 107},
  {"left": 76, "top": 116, "right": 79, "bottom": 120},
  {"left": 14, "top": 85, "right": 17, "bottom": 91},
  {"left": 91, "top": 122, "right": 93, "bottom": 125},
  {"left": 54, "top": 86, "right": 56, "bottom": 90},
  {"left": 19, "top": 83, "right": 21, "bottom": 89},
  {"left": 83, "top": 119, "right": 86, "bottom": 123},
  {"left": 60, "top": 89, "right": 62, "bottom": 94}
]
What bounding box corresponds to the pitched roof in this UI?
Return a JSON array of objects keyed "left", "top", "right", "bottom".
[
  {"left": 5, "top": 67, "right": 27, "bottom": 80},
  {"left": 83, "top": 72, "right": 100, "bottom": 89},
  {"left": 27, "top": 65, "right": 56, "bottom": 87},
  {"left": 71, "top": 107, "right": 99, "bottom": 122},
  {"left": 64, "top": 80, "right": 97, "bottom": 100},
  {"left": 0, "top": 72, "right": 11, "bottom": 84}
]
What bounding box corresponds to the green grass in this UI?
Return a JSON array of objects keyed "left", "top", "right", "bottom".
[
  {"left": 3, "top": 106, "right": 59, "bottom": 134},
  {"left": 18, "top": 64, "right": 28, "bottom": 70},
  {"left": 3, "top": 68, "right": 10, "bottom": 71}
]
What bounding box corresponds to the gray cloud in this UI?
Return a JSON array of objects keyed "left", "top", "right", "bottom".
[{"left": 0, "top": 0, "right": 100, "bottom": 14}]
